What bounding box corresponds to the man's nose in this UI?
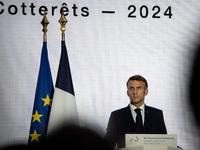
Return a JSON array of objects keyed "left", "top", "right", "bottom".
[{"left": 133, "top": 89, "right": 137, "bottom": 94}]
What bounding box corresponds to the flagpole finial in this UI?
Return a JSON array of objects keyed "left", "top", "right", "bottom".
[
  {"left": 58, "top": 9, "right": 68, "bottom": 41},
  {"left": 41, "top": 11, "right": 49, "bottom": 42}
]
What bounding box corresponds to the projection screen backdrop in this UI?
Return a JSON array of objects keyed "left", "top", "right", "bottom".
[{"left": 0, "top": 0, "right": 200, "bottom": 149}]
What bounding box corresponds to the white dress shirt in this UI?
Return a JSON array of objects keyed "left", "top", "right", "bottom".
[{"left": 129, "top": 103, "right": 145, "bottom": 125}]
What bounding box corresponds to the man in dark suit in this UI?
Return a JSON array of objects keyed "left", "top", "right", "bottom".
[{"left": 105, "top": 75, "right": 167, "bottom": 149}]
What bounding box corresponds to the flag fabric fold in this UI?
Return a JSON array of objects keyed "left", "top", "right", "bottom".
[
  {"left": 47, "top": 41, "right": 79, "bottom": 135},
  {"left": 28, "top": 42, "right": 54, "bottom": 144}
]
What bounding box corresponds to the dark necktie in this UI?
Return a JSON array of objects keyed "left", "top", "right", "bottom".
[{"left": 134, "top": 108, "right": 143, "bottom": 132}]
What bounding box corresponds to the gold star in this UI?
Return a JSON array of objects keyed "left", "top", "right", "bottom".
[
  {"left": 29, "top": 130, "right": 42, "bottom": 142},
  {"left": 41, "top": 94, "right": 52, "bottom": 106},
  {"left": 32, "top": 110, "right": 43, "bottom": 123}
]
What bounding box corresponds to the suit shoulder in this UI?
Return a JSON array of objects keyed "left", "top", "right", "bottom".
[
  {"left": 111, "top": 106, "right": 129, "bottom": 115},
  {"left": 146, "top": 105, "right": 163, "bottom": 113}
]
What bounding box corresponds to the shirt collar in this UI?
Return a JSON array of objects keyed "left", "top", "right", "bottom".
[{"left": 130, "top": 103, "right": 145, "bottom": 112}]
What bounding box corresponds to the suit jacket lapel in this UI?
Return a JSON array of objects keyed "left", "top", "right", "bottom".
[
  {"left": 144, "top": 105, "right": 151, "bottom": 128},
  {"left": 124, "top": 105, "right": 137, "bottom": 130}
]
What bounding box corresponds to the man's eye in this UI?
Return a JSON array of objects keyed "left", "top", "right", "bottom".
[{"left": 129, "top": 87, "right": 134, "bottom": 90}]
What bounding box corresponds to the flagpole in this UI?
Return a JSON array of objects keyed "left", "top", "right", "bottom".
[
  {"left": 28, "top": 11, "right": 54, "bottom": 144},
  {"left": 58, "top": 10, "right": 68, "bottom": 41},
  {"left": 41, "top": 12, "right": 49, "bottom": 42},
  {"left": 47, "top": 10, "right": 79, "bottom": 135}
]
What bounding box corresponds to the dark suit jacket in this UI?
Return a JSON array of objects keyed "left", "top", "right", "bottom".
[{"left": 105, "top": 104, "right": 167, "bottom": 149}]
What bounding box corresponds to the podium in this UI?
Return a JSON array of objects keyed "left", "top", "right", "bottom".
[
  {"left": 121, "top": 134, "right": 179, "bottom": 150},
  {"left": 118, "top": 146, "right": 180, "bottom": 150}
]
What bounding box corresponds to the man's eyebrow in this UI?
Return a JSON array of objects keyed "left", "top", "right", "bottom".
[
  {"left": 129, "top": 86, "right": 142, "bottom": 88},
  {"left": 136, "top": 86, "right": 142, "bottom": 88}
]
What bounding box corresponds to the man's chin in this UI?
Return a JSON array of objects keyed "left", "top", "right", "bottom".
[{"left": 130, "top": 100, "right": 144, "bottom": 106}]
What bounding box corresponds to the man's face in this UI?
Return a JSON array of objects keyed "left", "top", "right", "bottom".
[{"left": 127, "top": 80, "right": 148, "bottom": 107}]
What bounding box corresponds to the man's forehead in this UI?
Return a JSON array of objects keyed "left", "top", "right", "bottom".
[{"left": 128, "top": 80, "right": 145, "bottom": 86}]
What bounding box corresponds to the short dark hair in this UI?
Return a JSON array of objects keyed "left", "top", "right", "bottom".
[{"left": 126, "top": 75, "right": 148, "bottom": 89}]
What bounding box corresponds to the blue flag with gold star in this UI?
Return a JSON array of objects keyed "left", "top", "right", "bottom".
[{"left": 28, "top": 42, "right": 54, "bottom": 145}]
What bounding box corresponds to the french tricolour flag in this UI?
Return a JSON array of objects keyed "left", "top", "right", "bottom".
[{"left": 47, "top": 41, "right": 79, "bottom": 134}]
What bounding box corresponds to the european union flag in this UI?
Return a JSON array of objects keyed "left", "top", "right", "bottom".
[{"left": 28, "top": 42, "right": 54, "bottom": 145}]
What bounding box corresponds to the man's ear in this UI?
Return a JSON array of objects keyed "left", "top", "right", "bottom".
[
  {"left": 127, "top": 90, "right": 129, "bottom": 97},
  {"left": 145, "top": 89, "right": 148, "bottom": 96}
]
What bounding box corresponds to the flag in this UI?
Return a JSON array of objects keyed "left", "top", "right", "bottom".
[
  {"left": 47, "top": 41, "right": 79, "bottom": 135},
  {"left": 28, "top": 42, "right": 54, "bottom": 144}
]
